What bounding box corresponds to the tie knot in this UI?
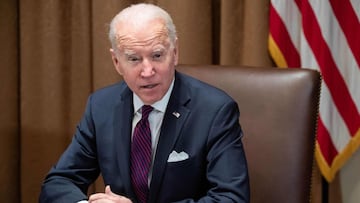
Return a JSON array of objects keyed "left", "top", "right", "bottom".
[{"left": 141, "top": 105, "right": 153, "bottom": 119}]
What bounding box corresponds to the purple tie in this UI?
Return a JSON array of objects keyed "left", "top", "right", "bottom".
[{"left": 131, "top": 105, "right": 153, "bottom": 203}]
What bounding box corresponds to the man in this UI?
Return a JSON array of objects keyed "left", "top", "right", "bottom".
[{"left": 39, "top": 3, "right": 249, "bottom": 203}]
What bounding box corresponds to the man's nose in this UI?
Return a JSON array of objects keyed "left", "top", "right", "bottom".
[{"left": 141, "top": 58, "right": 155, "bottom": 77}]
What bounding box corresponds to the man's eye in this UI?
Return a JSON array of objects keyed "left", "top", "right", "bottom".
[
  {"left": 128, "top": 56, "right": 140, "bottom": 62},
  {"left": 152, "top": 53, "right": 163, "bottom": 60}
]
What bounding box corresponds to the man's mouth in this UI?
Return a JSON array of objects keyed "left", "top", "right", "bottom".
[{"left": 141, "top": 84, "right": 157, "bottom": 89}]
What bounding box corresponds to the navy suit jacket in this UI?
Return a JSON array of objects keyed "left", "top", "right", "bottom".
[{"left": 39, "top": 71, "right": 250, "bottom": 203}]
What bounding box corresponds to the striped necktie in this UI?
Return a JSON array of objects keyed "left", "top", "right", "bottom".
[{"left": 130, "top": 105, "right": 153, "bottom": 203}]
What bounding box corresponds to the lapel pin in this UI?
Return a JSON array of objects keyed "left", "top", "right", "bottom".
[{"left": 172, "top": 111, "right": 180, "bottom": 118}]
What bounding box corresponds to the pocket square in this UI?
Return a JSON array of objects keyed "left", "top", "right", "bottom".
[{"left": 167, "top": 150, "right": 189, "bottom": 162}]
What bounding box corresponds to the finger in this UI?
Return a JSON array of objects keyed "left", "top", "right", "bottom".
[
  {"left": 95, "top": 185, "right": 132, "bottom": 202},
  {"left": 105, "top": 185, "right": 120, "bottom": 198},
  {"left": 105, "top": 185, "right": 112, "bottom": 195},
  {"left": 88, "top": 193, "right": 111, "bottom": 202}
]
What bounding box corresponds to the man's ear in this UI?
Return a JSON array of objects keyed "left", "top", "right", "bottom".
[
  {"left": 110, "top": 48, "right": 123, "bottom": 75},
  {"left": 110, "top": 48, "right": 118, "bottom": 66},
  {"left": 173, "top": 38, "right": 179, "bottom": 66}
]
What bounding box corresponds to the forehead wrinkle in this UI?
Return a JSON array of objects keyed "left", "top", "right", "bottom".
[{"left": 115, "top": 24, "right": 169, "bottom": 50}]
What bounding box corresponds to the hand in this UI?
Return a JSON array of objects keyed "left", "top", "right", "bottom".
[{"left": 88, "top": 185, "right": 132, "bottom": 203}]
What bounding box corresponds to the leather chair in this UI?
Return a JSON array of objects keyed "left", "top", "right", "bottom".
[{"left": 176, "top": 64, "right": 321, "bottom": 203}]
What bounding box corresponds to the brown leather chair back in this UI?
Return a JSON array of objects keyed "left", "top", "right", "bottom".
[{"left": 176, "top": 64, "right": 321, "bottom": 203}]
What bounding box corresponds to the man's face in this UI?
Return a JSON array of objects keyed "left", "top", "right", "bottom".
[{"left": 110, "top": 19, "right": 178, "bottom": 105}]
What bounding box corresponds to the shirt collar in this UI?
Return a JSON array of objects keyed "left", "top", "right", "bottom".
[{"left": 133, "top": 78, "right": 174, "bottom": 114}]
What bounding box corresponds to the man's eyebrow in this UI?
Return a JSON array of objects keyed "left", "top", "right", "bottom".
[
  {"left": 123, "top": 50, "right": 136, "bottom": 56},
  {"left": 152, "top": 45, "right": 167, "bottom": 52},
  {"left": 153, "top": 47, "right": 165, "bottom": 51}
]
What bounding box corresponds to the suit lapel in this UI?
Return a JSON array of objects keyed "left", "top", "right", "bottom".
[
  {"left": 148, "top": 72, "right": 191, "bottom": 202},
  {"left": 113, "top": 87, "right": 135, "bottom": 196}
]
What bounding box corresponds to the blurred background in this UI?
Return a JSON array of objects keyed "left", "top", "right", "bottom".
[{"left": 0, "top": 0, "right": 358, "bottom": 202}]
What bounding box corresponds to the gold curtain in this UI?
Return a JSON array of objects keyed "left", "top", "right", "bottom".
[{"left": 0, "top": 0, "right": 340, "bottom": 202}]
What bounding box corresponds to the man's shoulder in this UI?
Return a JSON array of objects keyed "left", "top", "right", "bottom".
[
  {"left": 92, "top": 81, "right": 127, "bottom": 97},
  {"left": 88, "top": 81, "right": 129, "bottom": 105}
]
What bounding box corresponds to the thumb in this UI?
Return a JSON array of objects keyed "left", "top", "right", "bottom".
[{"left": 105, "top": 185, "right": 113, "bottom": 195}]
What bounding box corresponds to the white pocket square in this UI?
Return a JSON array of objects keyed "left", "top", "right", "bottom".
[{"left": 167, "top": 150, "right": 189, "bottom": 162}]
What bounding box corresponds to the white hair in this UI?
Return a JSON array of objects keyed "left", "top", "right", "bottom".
[{"left": 108, "top": 3, "right": 177, "bottom": 49}]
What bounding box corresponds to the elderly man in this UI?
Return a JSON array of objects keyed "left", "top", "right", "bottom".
[{"left": 39, "top": 3, "right": 249, "bottom": 203}]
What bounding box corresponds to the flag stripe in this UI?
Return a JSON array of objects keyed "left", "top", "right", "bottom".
[
  {"left": 269, "top": 4, "right": 300, "bottom": 67},
  {"left": 329, "top": 0, "right": 360, "bottom": 68},
  {"left": 295, "top": 0, "right": 360, "bottom": 136},
  {"left": 350, "top": 0, "right": 360, "bottom": 20},
  {"left": 317, "top": 116, "right": 338, "bottom": 166},
  {"left": 298, "top": 31, "right": 318, "bottom": 71},
  {"left": 320, "top": 81, "right": 351, "bottom": 151}
]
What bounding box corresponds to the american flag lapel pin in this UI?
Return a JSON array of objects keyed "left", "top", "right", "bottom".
[{"left": 172, "top": 111, "right": 180, "bottom": 118}]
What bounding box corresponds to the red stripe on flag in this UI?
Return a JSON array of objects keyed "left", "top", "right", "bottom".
[
  {"left": 295, "top": 0, "right": 360, "bottom": 136},
  {"left": 317, "top": 116, "right": 338, "bottom": 166},
  {"left": 329, "top": 0, "right": 360, "bottom": 68},
  {"left": 269, "top": 4, "right": 301, "bottom": 67}
]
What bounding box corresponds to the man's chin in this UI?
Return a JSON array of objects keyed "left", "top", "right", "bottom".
[{"left": 139, "top": 95, "right": 161, "bottom": 105}]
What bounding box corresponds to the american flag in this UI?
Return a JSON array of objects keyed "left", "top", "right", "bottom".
[{"left": 269, "top": 0, "right": 360, "bottom": 182}]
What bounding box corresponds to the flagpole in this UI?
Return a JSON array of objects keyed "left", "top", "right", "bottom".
[{"left": 322, "top": 176, "right": 328, "bottom": 203}]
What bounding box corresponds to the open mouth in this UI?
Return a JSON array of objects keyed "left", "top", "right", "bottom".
[{"left": 141, "top": 84, "right": 157, "bottom": 89}]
